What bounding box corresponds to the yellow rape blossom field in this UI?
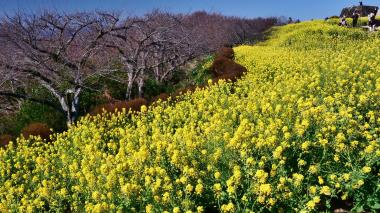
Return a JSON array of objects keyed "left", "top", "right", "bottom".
[{"left": 1, "top": 21, "right": 380, "bottom": 212}]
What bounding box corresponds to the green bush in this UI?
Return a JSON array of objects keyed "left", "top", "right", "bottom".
[{"left": 190, "top": 56, "right": 213, "bottom": 86}]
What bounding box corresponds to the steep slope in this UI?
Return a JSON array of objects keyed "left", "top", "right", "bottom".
[{"left": 1, "top": 21, "right": 380, "bottom": 212}]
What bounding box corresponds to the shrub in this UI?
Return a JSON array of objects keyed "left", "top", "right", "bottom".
[
  {"left": 0, "top": 134, "right": 12, "bottom": 147},
  {"left": 90, "top": 98, "right": 148, "bottom": 116},
  {"left": 143, "top": 78, "right": 175, "bottom": 99},
  {"left": 215, "top": 47, "right": 235, "bottom": 59},
  {"left": 210, "top": 56, "right": 232, "bottom": 76},
  {"left": 89, "top": 103, "right": 109, "bottom": 116},
  {"left": 172, "top": 85, "right": 198, "bottom": 98},
  {"left": 0, "top": 101, "right": 66, "bottom": 136},
  {"left": 212, "top": 68, "right": 245, "bottom": 83},
  {"left": 21, "top": 123, "right": 52, "bottom": 141},
  {"left": 150, "top": 93, "right": 170, "bottom": 104},
  {"left": 210, "top": 56, "right": 247, "bottom": 79}
]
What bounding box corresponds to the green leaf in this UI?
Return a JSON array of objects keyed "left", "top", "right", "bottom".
[
  {"left": 352, "top": 205, "right": 365, "bottom": 212},
  {"left": 370, "top": 202, "right": 380, "bottom": 209}
]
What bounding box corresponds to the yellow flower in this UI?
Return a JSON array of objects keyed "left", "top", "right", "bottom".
[
  {"left": 162, "top": 192, "right": 170, "bottom": 203},
  {"left": 335, "top": 183, "right": 341, "bottom": 189},
  {"left": 146, "top": 204, "right": 153, "bottom": 213},
  {"left": 39, "top": 187, "right": 49, "bottom": 197},
  {"left": 213, "top": 183, "right": 222, "bottom": 195},
  {"left": 341, "top": 192, "right": 348, "bottom": 200},
  {"left": 318, "top": 176, "right": 324, "bottom": 185},
  {"left": 362, "top": 166, "right": 371, "bottom": 173},
  {"left": 173, "top": 207, "right": 181, "bottom": 213},
  {"left": 93, "top": 204, "right": 104, "bottom": 213},
  {"left": 364, "top": 145, "right": 374, "bottom": 153},
  {"left": 140, "top": 105, "right": 147, "bottom": 112},
  {"left": 185, "top": 184, "right": 193, "bottom": 194},
  {"left": 319, "top": 139, "right": 328, "bottom": 146},
  {"left": 292, "top": 173, "right": 304, "bottom": 187},
  {"left": 221, "top": 202, "right": 235, "bottom": 213},
  {"left": 268, "top": 198, "right": 276, "bottom": 206},
  {"left": 195, "top": 183, "right": 203, "bottom": 195},
  {"left": 309, "top": 186, "right": 317, "bottom": 194},
  {"left": 92, "top": 191, "right": 101, "bottom": 201},
  {"left": 214, "top": 172, "right": 221, "bottom": 180},
  {"left": 342, "top": 173, "right": 350, "bottom": 181},
  {"left": 329, "top": 174, "right": 337, "bottom": 181},
  {"left": 36, "top": 157, "right": 44, "bottom": 165},
  {"left": 255, "top": 170, "right": 268, "bottom": 183},
  {"left": 273, "top": 146, "right": 283, "bottom": 159},
  {"left": 59, "top": 188, "right": 68, "bottom": 196},
  {"left": 320, "top": 186, "right": 331, "bottom": 196},
  {"left": 353, "top": 180, "right": 365, "bottom": 188},
  {"left": 301, "top": 141, "right": 310, "bottom": 150},
  {"left": 246, "top": 157, "right": 254, "bottom": 165},
  {"left": 257, "top": 196, "right": 265, "bottom": 204},
  {"left": 306, "top": 200, "right": 316, "bottom": 209},
  {"left": 180, "top": 176, "right": 187, "bottom": 184},
  {"left": 350, "top": 140, "right": 359, "bottom": 148},
  {"left": 196, "top": 206, "right": 204, "bottom": 213},
  {"left": 308, "top": 165, "right": 318, "bottom": 174},
  {"left": 313, "top": 196, "right": 320, "bottom": 203},
  {"left": 259, "top": 184, "right": 272, "bottom": 196},
  {"left": 298, "top": 159, "right": 306, "bottom": 166}
]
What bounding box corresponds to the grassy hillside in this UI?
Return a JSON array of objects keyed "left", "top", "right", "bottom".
[{"left": 1, "top": 21, "right": 380, "bottom": 212}]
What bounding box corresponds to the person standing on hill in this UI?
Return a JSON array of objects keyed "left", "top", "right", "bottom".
[
  {"left": 368, "top": 12, "right": 376, "bottom": 31},
  {"left": 352, "top": 10, "right": 360, "bottom": 27},
  {"left": 288, "top": 17, "right": 293, "bottom": 24}
]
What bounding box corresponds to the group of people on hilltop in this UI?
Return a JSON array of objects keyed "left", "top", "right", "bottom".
[
  {"left": 338, "top": 10, "right": 359, "bottom": 27},
  {"left": 287, "top": 17, "right": 301, "bottom": 24},
  {"left": 338, "top": 8, "right": 378, "bottom": 31}
]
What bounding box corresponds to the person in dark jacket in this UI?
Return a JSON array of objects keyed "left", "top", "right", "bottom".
[{"left": 352, "top": 10, "right": 359, "bottom": 27}]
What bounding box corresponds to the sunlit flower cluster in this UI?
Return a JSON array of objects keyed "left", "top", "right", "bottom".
[{"left": 1, "top": 21, "right": 380, "bottom": 212}]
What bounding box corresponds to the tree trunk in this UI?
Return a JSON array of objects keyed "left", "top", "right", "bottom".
[
  {"left": 153, "top": 66, "right": 160, "bottom": 82},
  {"left": 66, "top": 109, "right": 73, "bottom": 127},
  {"left": 40, "top": 81, "right": 74, "bottom": 127},
  {"left": 56, "top": 95, "right": 73, "bottom": 127},
  {"left": 126, "top": 79, "right": 133, "bottom": 100},
  {"left": 137, "top": 76, "right": 144, "bottom": 98},
  {"left": 57, "top": 88, "right": 82, "bottom": 127},
  {"left": 69, "top": 88, "right": 81, "bottom": 126}
]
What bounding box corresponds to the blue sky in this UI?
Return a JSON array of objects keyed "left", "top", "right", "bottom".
[{"left": 0, "top": 0, "right": 378, "bottom": 20}]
